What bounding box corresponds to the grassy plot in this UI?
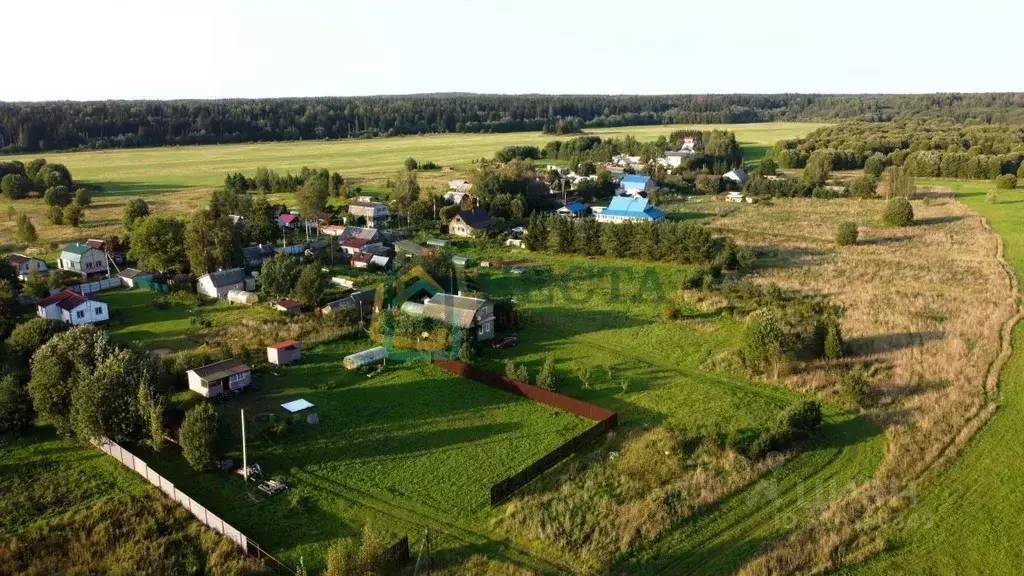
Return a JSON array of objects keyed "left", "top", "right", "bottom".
[
  {"left": 146, "top": 339, "right": 593, "bottom": 571},
  {"left": 850, "top": 180, "right": 1024, "bottom": 574},
  {"left": 0, "top": 429, "right": 263, "bottom": 574},
  {"left": 101, "top": 289, "right": 280, "bottom": 351},
  {"left": 0, "top": 122, "right": 824, "bottom": 250}
]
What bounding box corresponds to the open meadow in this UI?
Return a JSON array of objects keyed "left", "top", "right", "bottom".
[
  {"left": 847, "top": 179, "right": 1024, "bottom": 574},
  {"left": 0, "top": 122, "right": 823, "bottom": 255}
]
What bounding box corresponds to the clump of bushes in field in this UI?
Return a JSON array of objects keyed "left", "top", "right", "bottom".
[
  {"left": 727, "top": 400, "right": 824, "bottom": 459},
  {"left": 835, "top": 221, "right": 858, "bottom": 246},
  {"left": 882, "top": 196, "right": 914, "bottom": 227},
  {"left": 994, "top": 174, "right": 1017, "bottom": 189},
  {"left": 502, "top": 416, "right": 804, "bottom": 573},
  {"left": 370, "top": 310, "right": 451, "bottom": 352},
  {"left": 702, "top": 281, "right": 846, "bottom": 376},
  {"left": 323, "top": 524, "right": 402, "bottom": 576}
]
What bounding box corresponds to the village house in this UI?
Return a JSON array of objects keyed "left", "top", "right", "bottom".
[
  {"left": 422, "top": 293, "right": 495, "bottom": 341},
  {"left": 723, "top": 168, "right": 749, "bottom": 186},
  {"left": 272, "top": 298, "right": 302, "bottom": 315},
  {"left": 346, "top": 199, "right": 390, "bottom": 228},
  {"left": 394, "top": 239, "right": 427, "bottom": 258},
  {"left": 448, "top": 208, "right": 491, "bottom": 238},
  {"left": 242, "top": 244, "right": 277, "bottom": 268},
  {"left": 6, "top": 253, "right": 48, "bottom": 280},
  {"left": 187, "top": 358, "right": 252, "bottom": 398},
  {"left": 58, "top": 242, "right": 108, "bottom": 277},
  {"left": 557, "top": 201, "right": 589, "bottom": 218},
  {"left": 321, "top": 288, "right": 377, "bottom": 319},
  {"left": 443, "top": 190, "right": 474, "bottom": 210},
  {"left": 267, "top": 340, "right": 301, "bottom": 366},
  {"left": 37, "top": 289, "right": 110, "bottom": 326},
  {"left": 593, "top": 196, "right": 665, "bottom": 224},
  {"left": 448, "top": 179, "right": 473, "bottom": 194},
  {"left": 196, "top": 268, "right": 247, "bottom": 299},
  {"left": 618, "top": 174, "right": 655, "bottom": 197}
]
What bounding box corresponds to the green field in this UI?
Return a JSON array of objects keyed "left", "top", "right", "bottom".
[
  {"left": 145, "top": 339, "right": 593, "bottom": 571},
  {"left": 850, "top": 180, "right": 1024, "bottom": 574},
  {"left": 0, "top": 122, "right": 824, "bottom": 253}
]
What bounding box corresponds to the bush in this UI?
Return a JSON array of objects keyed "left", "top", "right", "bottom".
[
  {"left": 63, "top": 203, "right": 84, "bottom": 227},
  {"left": 47, "top": 205, "right": 64, "bottom": 225},
  {"left": 73, "top": 188, "right": 92, "bottom": 206},
  {"left": 824, "top": 320, "right": 844, "bottom": 359},
  {"left": 403, "top": 157, "right": 418, "bottom": 171},
  {"left": 988, "top": 190, "right": 998, "bottom": 204},
  {"left": 841, "top": 368, "right": 870, "bottom": 407},
  {"left": 995, "top": 174, "right": 1017, "bottom": 189},
  {"left": 43, "top": 185, "right": 72, "bottom": 207},
  {"left": 848, "top": 176, "right": 877, "bottom": 199},
  {"left": 835, "top": 221, "right": 858, "bottom": 246},
  {"left": 882, "top": 197, "right": 914, "bottom": 227},
  {"left": 504, "top": 360, "right": 529, "bottom": 383},
  {"left": 6, "top": 318, "right": 70, "bottom": 360},
  {"left": 1, "top": 173, "right": 29, "bottom": 199},
  {"left": 180, "top": 403, "right": 218, "bottom": 470},
  {"left": 536, "top": 355, "right": 556, "bottom": 391},
  {"left": 0, "top": 375, "right": 34, "bottom": 435},
  {"left": 743, "top": 309, "right": 784, "bottom": 372},
  {"left": 16, "top": 214, "right": 37, "bottom": 243}
]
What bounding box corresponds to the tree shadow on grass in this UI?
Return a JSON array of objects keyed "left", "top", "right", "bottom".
[
  {"left": 748, "top": 245, "right": 828, "bottom": 271},
  {"left": 845, "top": 331, "right": 945, "bottom": 357},
  {"left": 86, "top": 181, "right": 196, "bottom": 197},
  {"left": 915, "top": 215, "right": 965, "bottom": 226},
  {"left": 859, "top": 235, "right": 910, "bottom": 246}
]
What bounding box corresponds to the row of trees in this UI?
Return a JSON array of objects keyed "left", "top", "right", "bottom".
[
  {"left": 769, "top": 120, "right": 1024, "bottom": 179},
  {"left": 525, "top": 213, "right": 731, "bottom": 266},
  {"left": 7, "top": 93, "right": 1024, "bottom": 153},
  {"left": 541, "top": 131, "right": 743, "bottom": 174},
  {"left": 223, "top": 165, "right": 345, "bottom": 197}
]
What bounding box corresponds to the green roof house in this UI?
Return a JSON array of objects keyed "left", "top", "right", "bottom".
[{"left": 58, "top": 242, "right": 108, "bottom": 277}]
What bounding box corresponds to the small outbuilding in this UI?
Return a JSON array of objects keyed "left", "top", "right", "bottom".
[
  {"left": 119, "top": 268, "right": 154, "bottom": 288},
  {"left": 227, "top": 289, "right": 259, "bottom": 305},
  {"left": 187, "top": 358, "right": 252, "bottom": 398},
  {"left": 343, "top": 346, "right": 387, "bottom": 370},
  {"left": 267, "top": 340, "right": 301, "bottom": 366},
  {"left": 272, "top": 298, "right": 302, "bottom": 315}
]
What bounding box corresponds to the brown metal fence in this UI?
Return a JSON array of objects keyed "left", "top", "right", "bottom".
[{"left": 431, "top": 359, "right": 618, "bottom": 505}]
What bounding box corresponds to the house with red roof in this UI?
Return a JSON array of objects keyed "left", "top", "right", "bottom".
[{"left": 36, "top": 289, "right": 109, "bottom": 325}]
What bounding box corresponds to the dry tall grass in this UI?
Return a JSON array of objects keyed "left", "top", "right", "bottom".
[
  {"left": 501, "top": 428, "right": 781, "bottom": 574},
  {"left": 707, "top": 192, "right": 1019, "bottom": 573}
]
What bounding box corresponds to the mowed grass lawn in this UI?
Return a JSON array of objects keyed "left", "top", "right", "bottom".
[
  {"left": 146, "top": 338, "right": 593, "bottom": 570},
  {"left": 850, "top": 180, "right": 1024, "bottom": 574},
  {"left": 0, "top": 122, "right": 824, "bottom": 251}
]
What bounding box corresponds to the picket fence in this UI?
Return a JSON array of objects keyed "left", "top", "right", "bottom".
[{"left": 96, "top": 438, "right": 249, "bottom": 552}]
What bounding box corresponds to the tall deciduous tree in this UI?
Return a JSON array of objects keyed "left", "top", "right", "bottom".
[
  {"left": 70, "top": 347, "right": 155, "bottom": 442},
  {"left": 247, "top": 195, "right": 279, "bottom": 243},
  {"left": 28, "top": 326, "right": 115, "bottom": 436},
  {"left": 259, "top": 256, "right": 300, "bottom": 298},
  {"left": 393, "top": 169, "right": 420, "bottom": 207},
  {"left": 127, "top": 216, "right": 187, "bottom": 272},
  {"left": 293, "top": 264, "right": 328, "bottom": 309},
  {"left": 803, "top": 150, "right": 832, "bottom": 186},
  {"left": 180, "top": 403, "right": 218, "bottom": 470},
  {"left": 123, "top": 198, "right": 150, "bottom": 230},
  {"left": 185, "top": 209, "right": 239, "bottom": 274}
]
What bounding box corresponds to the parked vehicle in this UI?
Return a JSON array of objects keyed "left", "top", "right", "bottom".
[{"left": 492, "top": 336, "right": 519, "bottom": 349}]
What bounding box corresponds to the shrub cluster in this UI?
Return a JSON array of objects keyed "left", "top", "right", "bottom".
[
  {"left": 883, "top": 197, "right": 914, "bottom": 227},
  {"left": 728, "top": 400, "right": 824, "bottom": 459}
]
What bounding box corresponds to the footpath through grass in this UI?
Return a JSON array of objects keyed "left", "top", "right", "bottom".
[{"left": 851, "top": 180, "right": 1024, "bottom": 574}]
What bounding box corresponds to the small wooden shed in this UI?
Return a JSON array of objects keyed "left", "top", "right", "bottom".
[{"left": 267, "top": 340, "right": 301, "bottom": 366}]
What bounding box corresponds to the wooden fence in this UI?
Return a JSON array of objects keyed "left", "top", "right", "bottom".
[
  {"left": 431, "top": 359, "right": 618, "bottom": 504},
  {"left": 96, "top": 438, "right": 250, "bottom": 552}
]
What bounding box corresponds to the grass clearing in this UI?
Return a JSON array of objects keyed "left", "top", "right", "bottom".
[{"left": 0, "top": 122, "right": 824, "bottom": 252}]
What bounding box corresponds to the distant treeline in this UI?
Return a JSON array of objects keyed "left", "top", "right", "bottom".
[
  {"left": 5, "top": 93, "right": 1024, "bottom": 153},
  {"left": 770, "top": 120, "right": 1024, "bottom": 179}
]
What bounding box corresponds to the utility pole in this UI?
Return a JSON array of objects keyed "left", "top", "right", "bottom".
[{"left": 241, "top": 409, "right": 248, "bottom": 483}]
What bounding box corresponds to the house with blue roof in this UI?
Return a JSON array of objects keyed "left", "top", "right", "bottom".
[
  {"left": 594, "top": 196, "right": 665, "bottom": 224},
  {"left": 557, "top": 202, "right": 589, "bottom": 218},
  {"left": 619, "top": 174, "right": 654, "bottom": 196}
]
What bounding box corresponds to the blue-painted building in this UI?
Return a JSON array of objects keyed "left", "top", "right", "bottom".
[
  {"left": 619, "top": 174, "right": 654, "bottom": 195},
  {"left": 557, "top": 201, "right": 589, "bottom": 218},
  {"left": 594, "top": 196, "right": 665, "bottom": 224}
]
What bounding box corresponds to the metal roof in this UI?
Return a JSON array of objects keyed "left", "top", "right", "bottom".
[{"left": 189, "top": 358, "right": 251, "bottom": 381}]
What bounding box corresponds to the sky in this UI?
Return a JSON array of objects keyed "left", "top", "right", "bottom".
[{"left": 5, "top": 0, "right": 1023, "bottom": 101}]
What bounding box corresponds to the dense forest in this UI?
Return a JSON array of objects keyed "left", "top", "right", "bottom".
[
  {"left": 769, "top": 120, "right": 1024, "bottom": 179},
  {"left": 3, "top": 93, "right": 1024, "bottom": 153}
]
